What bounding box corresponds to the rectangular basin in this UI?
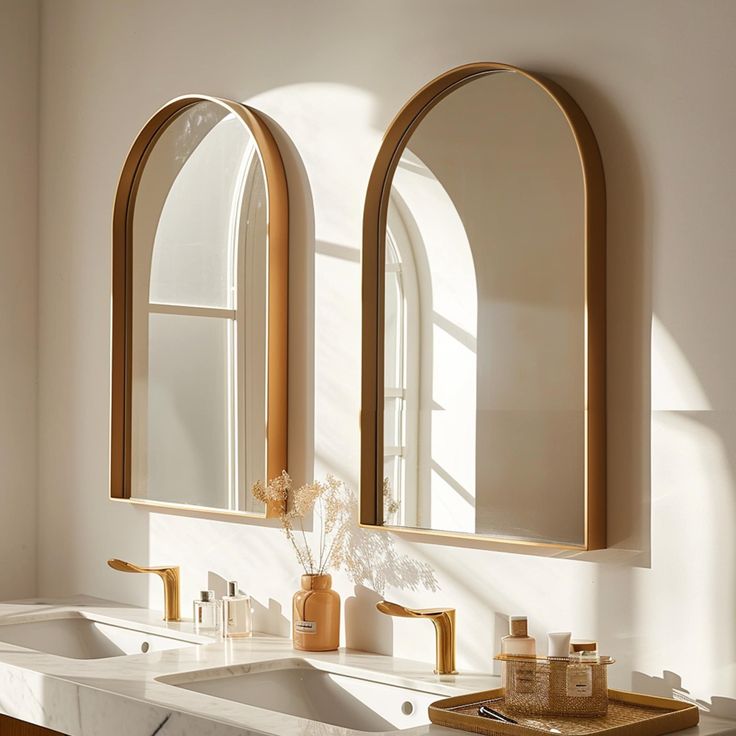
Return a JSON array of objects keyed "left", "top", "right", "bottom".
[
  {"left": 0, "top": 613, "right": 206, "bottom": 659},
  {"left": 159, "top": 658, "right": 446, "bottom": 732}
]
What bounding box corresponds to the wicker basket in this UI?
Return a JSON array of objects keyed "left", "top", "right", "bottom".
[{"left": 496, "top": 654, "right": 614, "bottom": 717}]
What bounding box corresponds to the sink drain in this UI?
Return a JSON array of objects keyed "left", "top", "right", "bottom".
[
  {"left": 140, "top": 641, "right": 151, "bottom": 653},
  {"left": 401, "top": 701, "right": 415, "bottom": 716}
]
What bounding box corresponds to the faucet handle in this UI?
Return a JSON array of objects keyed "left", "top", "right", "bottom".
[
  {"left": 107, "top": 558, "right": 177, "bottom": 574},
  {"left": 106, "top": 559, "right": 181, "bottom": 622},
  {"left": 377, "top": 600, "right": 457, "bottom": 675},
  {"left": 376, "top": 600, "right": 454, "bottom": 618}
]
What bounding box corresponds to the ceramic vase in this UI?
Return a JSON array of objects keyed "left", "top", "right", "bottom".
[{"left": 292, "top": 573, "right": 340, "bottom": 651}]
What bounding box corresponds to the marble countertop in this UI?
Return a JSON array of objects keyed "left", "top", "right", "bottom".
[{"left": 0, "top": 598, "right": 733, "bottom": 736}]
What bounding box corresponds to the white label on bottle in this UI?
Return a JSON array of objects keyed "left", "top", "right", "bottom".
[
  {"left": 566, "top": 666, "right": 593, "bottom": 697},
  {"left": 296, "top": 620, "right": 317, "bottom": 634}
]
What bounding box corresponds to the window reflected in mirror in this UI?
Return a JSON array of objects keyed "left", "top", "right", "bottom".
[
  {"left": 111, "top": 96, "right": 288, "bottom": 518},
  {"left": 384, "top": 148, "right": 478, "bottom": 532},
  {"left": 363, "top": 65, "right": 606, "bottom": 549}
]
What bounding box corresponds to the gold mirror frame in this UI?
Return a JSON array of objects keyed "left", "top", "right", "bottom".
[
  {"left": 361, "top": 63, "right": 606, "bottom": 550},
  {"left": 110, "top": 95, "right": 288, "bottom": 519}
]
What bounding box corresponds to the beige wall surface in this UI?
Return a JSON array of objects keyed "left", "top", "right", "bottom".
[
  {"left": 36, "top": 0, "right": 736, "bottom": 709},
  {"left": 0, "top": 0, "right": 38, "bottom": 599}
]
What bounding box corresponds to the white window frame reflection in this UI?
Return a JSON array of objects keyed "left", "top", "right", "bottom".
[
  {"left": 386, "top": 149, "right": 478, "bottom": 533},
  {"left": 384, "top": 198, "right": 420, "bottom": 526},
  {"left": 132, "top": 114, "right": 266, "bottom": 512}
]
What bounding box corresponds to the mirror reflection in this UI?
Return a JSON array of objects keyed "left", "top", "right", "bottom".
[
  {"left": 130, "top": 101, "right": 269, "bottom": 513},
  {"left": 382, "top": 71, "right": 589, "bottom": 545}
]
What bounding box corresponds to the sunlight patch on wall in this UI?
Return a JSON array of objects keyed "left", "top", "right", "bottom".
[
  {"left": 651, "top": 317, "right": 710, "bottom": 410},
  {"left": 247, "top": 82, "right": 380, "bottom": 250},
  {"left": 645, "top": 411, "right": 735, "bottom": 701}
]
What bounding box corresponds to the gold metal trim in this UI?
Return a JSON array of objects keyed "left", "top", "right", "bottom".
[
  {"left": 361, "top": 63, "right": 606, "bottom": 551},
  {"left": 110, "top": 94, "right": 288, "bottom": 519},
  {"left": 363, "top": 523, "right": 592, "bottom": 553},
  {"left": 110, "top": 496, "right": 285, "bottom": 523}
]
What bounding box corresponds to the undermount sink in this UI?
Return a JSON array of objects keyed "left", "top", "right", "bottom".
[
  {"left": 158, "top": 658, "right": 447, "bottom": 732},
  {"left": 0, "top": 613, "right": 207, "bottom": 659}
]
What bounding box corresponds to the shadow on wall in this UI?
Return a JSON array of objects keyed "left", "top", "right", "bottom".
[
  {"left": 345, "top": 585, "right": 394, "bottom": 655},
  {"left": 334, "top": 486, "right": 440, "bottom": 654},
  {"left": 341, "top": 514, "right": 440, "bottom": 654},
  {"left": 633, "top": 671, "right": 736, "bottom": 721},
  {"left": 206, "top": 523, "right": 441, "bottom": 649},
  {"left": 557, "top": 73, "right": 735, "bottom": 701},
  {"left": 563, "top": 67, "right": 736, "bottom": 701},
  {"left": 250, "top": 597, "right": 290, "bottom": 637},
  {"left": 546, "top": 69, "right": 651, "bottom": 700},
  {"left": 341, "top": 526, "right": 439, "bottom": 596},
  {"left": 257, "top": 110, "right": 316, "bottom": 488},
  {"left": 207, "top": 571, "right": 228, "bottom": 599},
  {"left": 554, "top": 71, "right": 651, "bottom": 568}
]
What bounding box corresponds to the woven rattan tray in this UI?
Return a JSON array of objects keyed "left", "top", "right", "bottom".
[{"left": 428, "top": 688, "right": 699, "bottom": 736}]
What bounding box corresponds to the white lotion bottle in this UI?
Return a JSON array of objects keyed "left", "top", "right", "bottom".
[
  {"left": 547, "top": 631, "right": 572, "bottom": 697},
  {"left": 547, "top": 631, "right": 572, "bottom": 658},
  {"left": 223, "top": 580, "right": 253, "bottom": 638}
]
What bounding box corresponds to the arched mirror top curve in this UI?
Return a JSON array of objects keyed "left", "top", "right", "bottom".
[
  {"left": 361, "top": 63, "right": 606, "bottom": 551},
  {"left": 111, "top": 95, "right": 288, "bottom": 519}
]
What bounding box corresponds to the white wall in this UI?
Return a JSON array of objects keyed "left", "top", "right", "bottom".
[
  {"left": 36, "top": 0, "right": 736, "bottom": 713},
  {"left": 0, "top": 0, "right": 38, "bottom": 599}
]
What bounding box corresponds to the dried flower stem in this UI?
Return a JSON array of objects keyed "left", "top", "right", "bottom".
[{"left": 251, "top": 472, "right": 353, "bottom": 577}]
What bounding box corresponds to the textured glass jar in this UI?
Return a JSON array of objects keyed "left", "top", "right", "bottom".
[{"left": 292, "top": 574, "right": 340, "bottom": 651}]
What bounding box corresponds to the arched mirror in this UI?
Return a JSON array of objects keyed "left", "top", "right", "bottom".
[
  {"left": 111, "top": 95, "right": 288, "bottom": 518},
  {"left": 361, "top": 64, "right": 606, "bottom": 549}
]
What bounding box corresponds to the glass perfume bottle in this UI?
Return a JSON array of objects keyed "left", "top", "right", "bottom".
[
  {"left": 223, "top": 580, "right": 253, "bottom": 638},
  {"left": 501, "top": 615, "right": 536, "bottom": 690},
  {"left": 193, "top": 590, "right": 222, "bottom": 635}
]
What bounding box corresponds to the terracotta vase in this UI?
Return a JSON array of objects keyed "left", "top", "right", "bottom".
[{"left": 292, "top": 573, "right": 340, "bottom": 651}]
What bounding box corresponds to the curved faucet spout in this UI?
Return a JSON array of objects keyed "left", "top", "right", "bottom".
[
  {"left": 377, "top": 600, "right": 457, "bottom": 674},
  {"left": 107, "top": 559, "right": 180, "bottom": 622}
]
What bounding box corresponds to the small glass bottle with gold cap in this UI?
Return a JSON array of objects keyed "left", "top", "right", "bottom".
[
  {"left": 193, "top": 590, "right": 222, "bottom": 635},
  {"left": 223, "top": 580, "right": 253, "bottom": 638}
]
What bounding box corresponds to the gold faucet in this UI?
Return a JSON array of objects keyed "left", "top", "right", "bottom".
[
  {"left": 377, "top": 600, "right": 457, "bottom": 674},
  {"left": 107, "top": 559, "right": 181, "bottom": 622}
]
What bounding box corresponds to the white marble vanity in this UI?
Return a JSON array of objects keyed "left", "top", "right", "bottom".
[{"left": 0, "top": 598, "right": 734, "bottom": 736}]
